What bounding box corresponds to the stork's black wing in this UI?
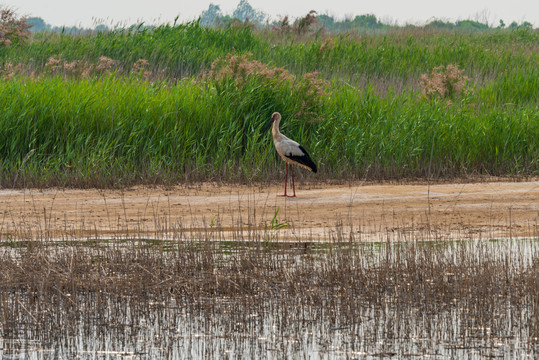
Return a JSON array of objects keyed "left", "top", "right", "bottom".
[{"left": 285, "top": 145, "right": 317, "bottom": 173}]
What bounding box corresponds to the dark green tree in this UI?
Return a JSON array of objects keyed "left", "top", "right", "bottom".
[
  {"left": 27, "top": 16, "right": 50, "bottom": 31},
  {"left": 200, "top": 4, "right": 223, "bottom": 27},
  {"left": 232, "top": 0, "right": 265, "bottom": 24},
  {"left": 353, "top": 14, "right": 382, "bottom": 28},
  {"left": 455, "top": 20, "right": 489, "bottom": 31}
]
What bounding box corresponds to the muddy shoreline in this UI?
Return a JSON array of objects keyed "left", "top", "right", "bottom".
[{"left": 1, "top": 181, "right": 538, "bottom": 241}]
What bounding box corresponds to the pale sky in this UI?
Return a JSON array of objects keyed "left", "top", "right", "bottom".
[{"left": 2, "top": 0, "right": 538, "bottom": 28}]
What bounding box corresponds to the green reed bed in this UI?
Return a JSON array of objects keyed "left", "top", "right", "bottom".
[
  {"left": 5, "top": 22, "right": 263, "bottom": 78},
  {"left": 0, "top": 75, "right": 537, "bottom": 187},
  {"left": 264, "top": 30, "right": 538, "bottom": 87},
  {"left": 5, "top": 24, "right": 538, "bottom": 91},
  {"left": 0, "top": 24, "right": 537, "bottom": 187}
]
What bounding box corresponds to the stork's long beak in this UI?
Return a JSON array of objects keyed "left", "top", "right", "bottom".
[{"left": 263, "top": 117, "right": 274, "bottom": 132}]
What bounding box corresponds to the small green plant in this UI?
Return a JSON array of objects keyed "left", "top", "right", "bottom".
[
  {"left": 210, "top": 214, "right": 219, "bottom": 229},
  {"left": 263, "top": 207, "right": 289, "bottom": 242},
  {"left": 5, "top": 234, "right": 18, "bottom": 248},
  {"left": 269, "top": 207, "right": 288, "bottom": 230}
]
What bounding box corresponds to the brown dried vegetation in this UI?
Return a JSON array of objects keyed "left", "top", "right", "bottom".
[
  {"left": 209, "top": 52, "right": 293, "bottom": 84},
  {"left": 39, "top": 55, "right": 158, "bottom": 80},
  {"left": 209, "top": 52, "right": 328, "bottom": 120},
  {"left": 0, "top": 9, "right": 30, "bottom": 47},
  {"left": 0, "top": 232, "right": 537, "bottom": 356},
  {"left": 273, "top": 10, "right": 320, "bottom": 35},
  {"left": 419, "top": 64, "right": 470, "bottom": 104}
]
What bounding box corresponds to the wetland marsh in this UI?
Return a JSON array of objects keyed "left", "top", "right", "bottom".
[
  {"left": 1, "top": 182, "right": 538, "bottom": 358},
  {"left": 0, "top": 14, "right": 537, "bottom": 358}
]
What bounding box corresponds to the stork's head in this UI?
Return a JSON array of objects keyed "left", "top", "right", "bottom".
[{"left": 263, "top": 112, "right": 281, "bottom": 132}]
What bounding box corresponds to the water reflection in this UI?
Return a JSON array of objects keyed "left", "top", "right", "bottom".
[{"left": 0, "top": 239, "right": 537, "bottom": 359}]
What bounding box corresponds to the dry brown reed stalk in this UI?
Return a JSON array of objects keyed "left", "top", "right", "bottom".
[
  {"left": 0, "top": 62, "right": 24, "bottom": 79},
  {"left": 0, "top": 9, "right": 30, "bottom": 47},
  {"left": 42, "top": 55, "right": 156, "bottom": 79},
  {"left": 419, "top": 64, "right": 470, "bottom": 104},
  {"left": 209, "top": 52, "right": 294, "bottom": 85},
  {"left": 95, "top": 56, "right": 117, "bottom": 71},
  {"left": 1, "top": 235, "right": 537, "bottom": 315},
  {"left": 0, "top": 220, "right": 537, "bottom": 357},
  {"left": 318, "top": 37, "right": 334, "bottom": 54},
  {"left": 294, "top": 10, "right": 318, "bottom": 35},
  {"left": 209, "top": 52, "right": 328, "bottom": 120},
  {"left": 45, "top": 55, "right": 95, "bottom": 78},
  {"left": 1, "top": 192, "right": 537, "bottom": 354},
  {"left": 272, "top": 16, "right": 291, "bottom": 33},
  {"left": 132, "top": 58, "right": 153, "bottom": 80},
  {"left": 272, "top": 10, "right": 322, "bottom": 36}
]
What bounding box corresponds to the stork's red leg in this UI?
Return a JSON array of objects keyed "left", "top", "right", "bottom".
[
  {"left": 290, "top": 165, "right": 296, "bottom": 197},
  {"left": 279, "top": 163, "right": 288, "bottom": 197}
]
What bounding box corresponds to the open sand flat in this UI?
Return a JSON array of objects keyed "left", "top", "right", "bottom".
[{"left": 1, "top": 181, "right": 538, "bottom": 242}]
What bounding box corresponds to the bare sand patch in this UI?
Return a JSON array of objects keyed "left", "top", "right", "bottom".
[{"left": 1, "top": 181, "right": 538, "bottom": 242}]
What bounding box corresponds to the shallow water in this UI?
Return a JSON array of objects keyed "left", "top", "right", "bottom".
[
  {"left": 1, "top": 300, "right": 536, "bottom": 359},
  {"left": 0, "top": 239, "right": 537, "bottom": 359}
]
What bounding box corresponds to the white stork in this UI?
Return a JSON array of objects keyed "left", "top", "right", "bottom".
[{"left": 264, "top": 112, "right": 317, "bottom": 197}]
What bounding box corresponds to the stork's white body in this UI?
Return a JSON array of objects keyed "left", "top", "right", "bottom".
[
  {"left": 272, "top": 131, "right": 313, "bottom": 171},
  {"left": 266, "top": 112, "right": 317, "bottom": 197}
]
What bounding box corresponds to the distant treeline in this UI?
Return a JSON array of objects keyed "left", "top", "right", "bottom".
[
  {"left": 25, "top": 0, "right": 536, "bottom": 33},
  {"left": 26, "top": 17, "right": 109, "bottom": 34}
]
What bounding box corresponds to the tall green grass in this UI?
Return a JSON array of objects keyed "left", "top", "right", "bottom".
[
  {"left": 5, "top": 22, "right": 262, "bottom": 78},
  {"left": 4, "top": 23, "right": 538, "bottom": 95},
  {"left": 0, "top": 24, "right": 537, "bottom": 187}
]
